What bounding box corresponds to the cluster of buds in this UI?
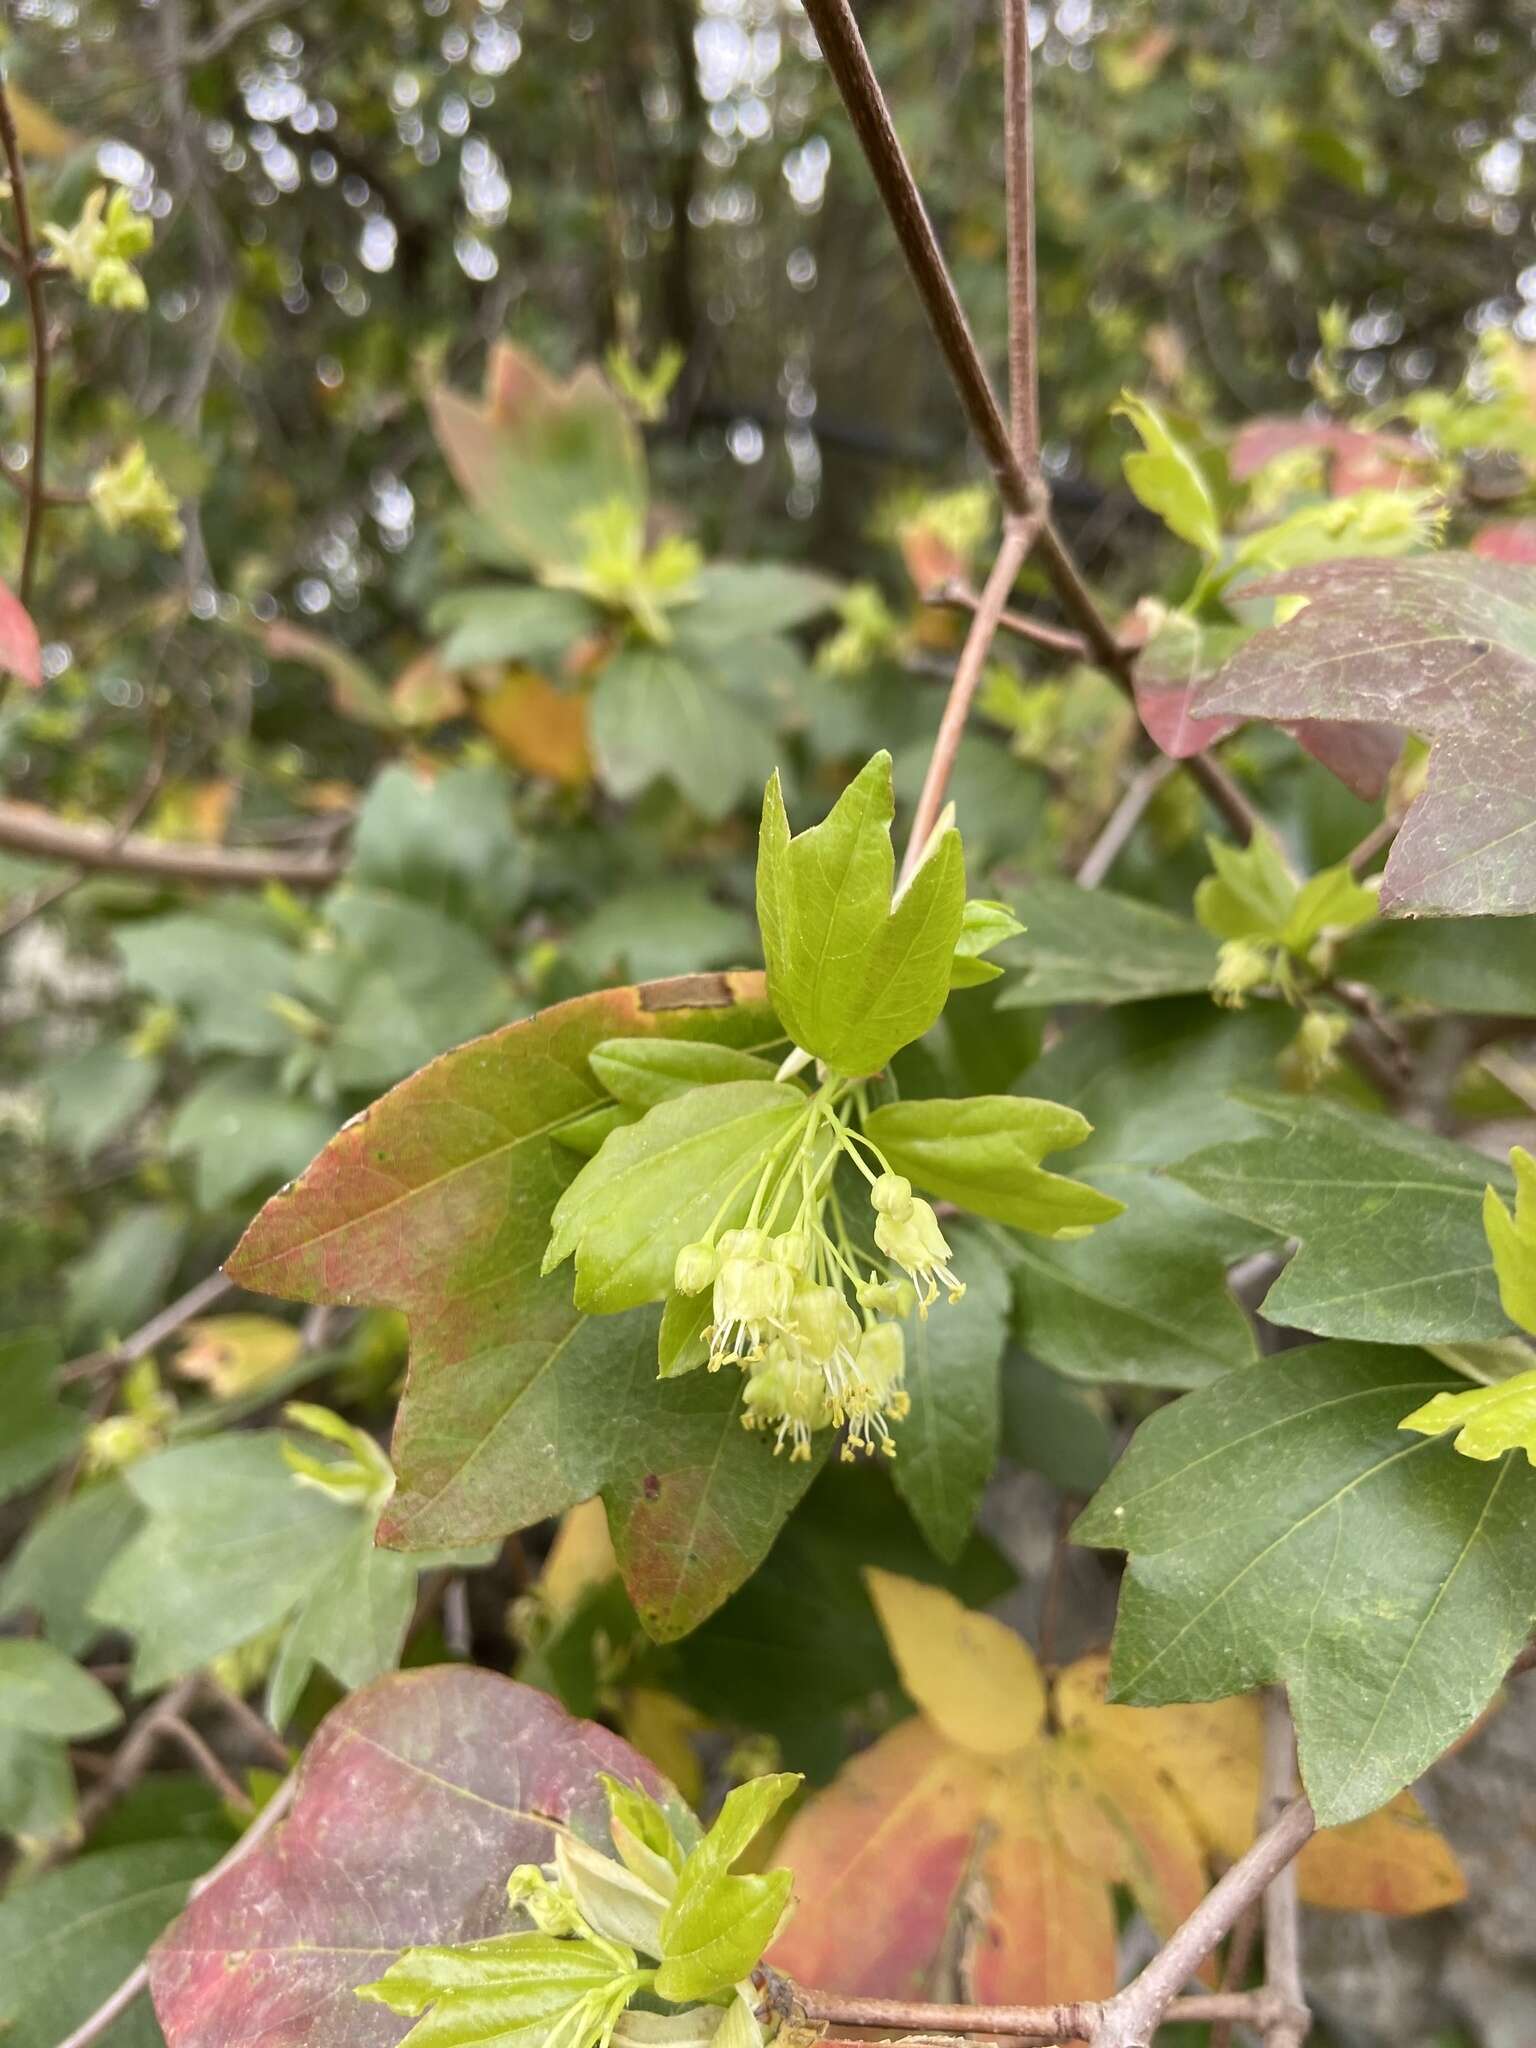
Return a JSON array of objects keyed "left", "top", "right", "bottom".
[
  {"left": 45, "top": 184, "right": 154, "bottom": 312},
  {"left": 90, "top": 441, "right": 185, "bottom": 552},
  {"left": 673, "top": 1140, "right": 963, "bottom": 1463}
]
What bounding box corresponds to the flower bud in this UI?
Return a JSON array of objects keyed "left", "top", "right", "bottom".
[
  {"left": 875, "top": 1196, "right": 965, "bottom": 1310},
  {"left": 673, "top": 1240, "right": 718, "bottom": 1295},
  {"left": 870, "top": 1172, "right": 914, "bottom": 1219},
  {"left": 855, "top": 1322, "right": 906, "bottom": 1398},
  {"left": 792, "top": 1283, "right": 859, "bottom": 1363}
]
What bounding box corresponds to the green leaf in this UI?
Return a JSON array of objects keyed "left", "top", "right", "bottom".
[
  {"left": 429, "top": 348, "right": 646, "bottom": 574},
  {"left": 999, "top": 1002, "right": 1291, "bottom": 1388},
  {"left": 0, "top": 1728, "right": 76, "bottom": 1849},
  {"left": 591, "top": 648, "right": 776, "bottom": 822},
  {"left": 358, "top": 1929, "right": 646, "bottom": 2048},
  {"left": 545, "top": 1080, "right": 808, "bottom": 1313},
  {"left": 1334, "top": 915, "right": 1536, "bottom": 1014},
  {"left": 1279, "top": 863, "right": 1378, "bottom": 953},
  {"left": 266, "top": 1516, "right": 419, "bottom": 1728},
  {"left": 1169, "top": 1091, "right": 1517, "bottom": 1343},
  {"left": 348, "top": 761, "right": 529, "bottom": 934},
  {"left": 432, "top": 584, "right": 599, "bottom": 669},
  {"left": 1074, "top": 1341, "right": 1536, "bottom": 1823},
  {"left": 949, "top": 899, "right": 1024, "bottom": 989},
  {"left": 0, "top": 1639, "right": 121, "bottom": 1738},
  {"left": 999, "top": 1354, "right": 1113, "bottom": 1494},
  {"left": 0, "top": 1477, "right": 143, "bottom": 1655},
  {"left": 90, "top": 1433, "right": 357, "bottom": 1690},
  {"left": 756, "top": 753, "right": 965, "bottom": 1076},
  {"left": 680, "top": 563, "right": 842, "bottom": 647},
  {"left": 562, "top": 884, "right": 757, "bottom": 987},
  {"left": 1400, "top": 1367, "right": 1536, "bottom": 1464},
  {"left": 863, "top": 1096, "right": 1123, "bottom": 1238},
  {"left": 40, "top": 1041, "right": 159, "bottom": 1159},
  {"left": 1193, "top": 830, "right": 1297, "bottom": 943},
  {"left": 228, "top": 983, "right": 816, "bottom": 1638},
  {"left": 994, "top": 879, "right": 1218, "bottom": 1008},
  {"left": 63, "top": 1204, "right": 186, "bottom": 1347},
  {"left": 165, "top": 1068, "right": 338, "bottom": 1213},
  {"left": 1485, "top": 1147, "right": 1536, "bottom": 1334},
  {"left": 589, "top": 1038, "right": 782, "bottom": 1110},
  {"left": 654, "top": 1774, "right": 799, "bottom": 2000},
  {"left": 890, "top": 1222, "right": 1009, "bottom": 1561},
  {"left": 1114, "top": 392, "right": 1221, "bottom": 555},
  {"left": 0, "top": 1330, "right": 83, "bottom": 1505},
  {"left": 116, "top": 910, "right": 300, "bottom": 1059},
  {"left": 0, "top": 1841, "right": 214, "bottom": 2048},
  {"left": 657, "top": 1289, "right": 712, "bottom": 1380}
]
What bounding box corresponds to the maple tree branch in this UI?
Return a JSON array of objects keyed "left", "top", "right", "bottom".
[
  {"left": 900, "top": 516, "right": 1039, "bottom": 885},
  {"left": 0, "top": 76, "right": 53, "bottom": 607},
  {"left": 798, "top": 0, "right": 1026, "bottom": 514},
  {"left": 51, "top": 1772, "right": 298, "bottom": 2048},
  {"left": 1076, "top": 754, "right": 1178, "bottom": 888},
  {"left": 0, "top": 801, "right": 346, "bottom": 891},
  {"left": 1093, "top": 1795, "right": 1316, "bottom": 2048},
  {"left": 798, "top": 1990, "right": 1302, "bottom": 2040},
  {"left": 1260, "top": 1692, "right": 1310, "bottom": 2048},
  {"left": 58, "top": 1270, "right": 235, "bottom": 1384},
  {"left": 1003, "top": 0, "right": 1039, "bottom": 465},
  {"left": 933, "top": 579, "right": 1095, "bottom": 660}
]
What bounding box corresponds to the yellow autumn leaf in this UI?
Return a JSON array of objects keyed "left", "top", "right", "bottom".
[
  {"left": 9, "top": 87, "right": 79, "bottom": 161},
  {"left": 1400, "top": 1367, "right": 1536, "bottom": 1465},
  {"left": 474, "top": 666, "right": 593, "bottom": 787},
  {"left": 173, "top": 1316, "right": 303, "bottom": 1400},
  {"left": 1056, "top": 1651, "right": 1465, "bottom": 1915},
  {"left": 863, "top": 1567, "right": 1045, "bottom": 1757},
  {"left": 621, "top": 1687, "right": 705, "bottom": 1809}
]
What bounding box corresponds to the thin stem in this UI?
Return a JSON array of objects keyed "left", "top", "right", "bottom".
[
  {"left": 59, "top": 1270, "right": 235, "bottom": 1385},
  {"left": 0, "top": 75, "right": 51, "bottom": 605},
  {"left": 793, "top": 1989, "right": 1302, "bottom": 2040},
  {"left": 51, "top": 1773, "right": 298, "bottom": 2048},
  {"left": 1075, "top": 755, "right": 1177, "bottom": 888},
  {"left": 934, "top": 579, "right": 1094, "bottom": 660},
  {"left": 798, "top": 0, "right": 1028, "bottom": 513},
  {"left": 1260, "top": 1692, "right": 1309, "bottom": 2048},
  {"left": 1003, "top": 0, "right": 1039, "bottom": 464},
  {"left": 1345, "top": 808, "right": 1398, "bottom": 878},
  {"left": 1091, "top": 1796, "right": 1315, "bottom": 2048},
  {"left": 0, "top": 802, "right": 346, "bottom": 892},
  {"left": 899, "top": 516, "right": 1038, "bottom": 885}
]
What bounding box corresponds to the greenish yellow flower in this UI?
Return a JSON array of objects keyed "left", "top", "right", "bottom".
[
  {"left": 45, "top": 185, "right": 153, "bottom": 310},
  {"left": 90, "top": 442, "right": 186, "bottom": 551},
  {"left": 874, "top": 1193, "right": 964, "bottom": 1311}
]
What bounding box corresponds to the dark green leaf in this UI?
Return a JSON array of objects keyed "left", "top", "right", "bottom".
[
  {"left": 1075, "top": 1341, "right": 1536, "bottom": 1823},
  {"left": 995, "top": 879, "right": 1220, "bottom": 1009},
  {"left": 1335, "top": 915, "right": 1536, "bottom": 1015},
  {"left": 591, "top": 648, "right": 776, "bottom": 822},
  {"left": 0, "top": 1330, "right": 83, "bottom": 1504},
  {"left": 1169, "top": 1091, "right": 1517, "bottom": 1343},
  {"left": 890, "top": 1222, "right": 1009, "bottom": 1561}
]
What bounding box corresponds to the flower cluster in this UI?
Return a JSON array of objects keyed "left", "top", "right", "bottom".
[
  {"left": 90, "top": 441, "right": 186, "bottom": 552},
  {"left": 673, "top": 1096, "right": 964, "bottom": 1463},
  {"left": 45, "top": 184, "right": 154, "bottom": 312}
]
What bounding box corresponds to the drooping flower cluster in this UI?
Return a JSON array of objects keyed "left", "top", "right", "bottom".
[{"left": 673, "top": 1094, "right": 964, "bottom": 1463}]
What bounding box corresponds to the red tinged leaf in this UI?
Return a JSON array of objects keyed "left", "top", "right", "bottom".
[
  {"left": 0, "top": 577, "right": 42, "bottom": 688},
  {"left": 149, "top": 1667, "right": 682, "bottom": 2048},
  {"left": 970, "top": 1749, "right": 1116, "bottom": 2007},
  {"left": 1229, "top": 418, "right": 1421, "bottom": 497},
  {"left": 225, "top": 978, "right": 815, "bottom": 1641},
  {"left": 1470, "top": 520, "right": 1536, "bottom": 565},
  {"left": 1196, "top": 555, "right": 1536, "bottom": 913},
  {"left": 768, "top": 1718, "right": 996, "bottom": 1999}
]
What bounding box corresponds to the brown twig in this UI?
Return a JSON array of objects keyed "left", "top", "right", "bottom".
[
  {"left": 0, "top": 77, "right": 52, "bottom": 605},
  {"left": 51, "top": 1771, "right": 298, "bottom": 2048},
  {"left": 1093, "top": 1796, "right": 1316, "bottom": 2048},
  {"left": 59, "top": 1270, "right": 235, "bottom": 1384},
  {"left": 1259, "top": 1692, "right": 1309, "bottom": 2048},
  {"left": 1, "top": 723, "right": 169, "bottom": 939},
  {"left": 1075, "top": 755, "right": 1178, "bottom": 888},
  {"left": 899, "top": 518, "right": 1039, "bottom": 884},
  {"left": 160, "top": 1715, "right": 255, "bottom": 1815},
  {"left": 795, "top": 1989, "right": 1302, "bottom": 2041},
  {"left": 1345, "top": 809, "right": 1399, "bottom": 878},
  {"left": 199, "top": 1677, "right": 293, "bottom": 1771},
  {"left": 0, "top": 802, "right": 346, "bottom": 891},
  {"left": 67, "top": 1679, "right": 202, "bottom": 1847},
  {"left": 934, "top": 579, "right": 1094, "bottom": 660},
  {"left": 1208, "top": 1899, "right": 1261, "bottom": 2048},
  {"left": 1002, "top": 0, "right": 1039, "bottom": 465}
]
